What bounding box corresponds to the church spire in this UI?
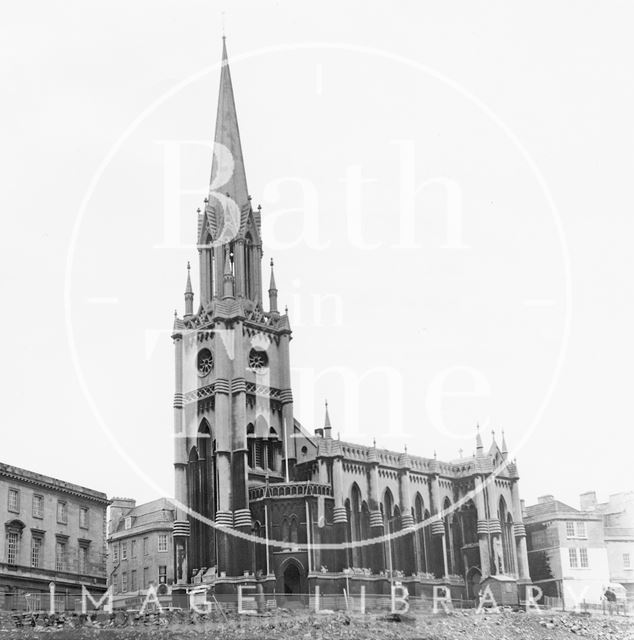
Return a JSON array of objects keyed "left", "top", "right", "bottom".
[
  {"left": 268, "top": 258, "right": 278, "bottom": 313},
  {"left": 324, "top": 400, "right": 332, "bottom": 439},
  {"left": 209, "top": 38, "right": 249, "bottom": 209},
  {"left": 184, "top": 261, "right": 194, "bottom": 316}
]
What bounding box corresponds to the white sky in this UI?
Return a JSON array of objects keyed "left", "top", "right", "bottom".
[{"left": 1, "top": 1, "right": 632, "bottom": 510}]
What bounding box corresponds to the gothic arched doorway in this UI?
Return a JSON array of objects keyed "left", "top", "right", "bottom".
[
  {"left": 466, "top": 567, "right": 482, "bottom": 601},
  {"left": 284, "top": 563, "right": 301, "bottom": 594},
  {"left": 278, "top": 558, "right": 307, "bottom": 607}
]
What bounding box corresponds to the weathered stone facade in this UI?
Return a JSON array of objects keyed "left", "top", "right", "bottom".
[
  {"left": 0, "top": 462, "right": 108, "bottom": 611},
  {"left": 170, "top": 39, "right": 531, "bottom": 604},
  {"left": 106, "top": 498, "right": 175, "bottom": 608}
]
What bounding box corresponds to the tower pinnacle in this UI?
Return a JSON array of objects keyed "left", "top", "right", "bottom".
[
  {"left": 501, "top": 430, "right": 508, "bottom": 457},
  {"left": 268, "top": 258, "right": 278, "bottom": 313},
  {"left": 324, "top": 399, "right": 332, "bottom": 439},
  {"left": 184, "top": 261, "right": 194, "bottom": 316}
]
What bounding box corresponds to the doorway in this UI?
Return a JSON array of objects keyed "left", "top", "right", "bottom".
[
  {"left": 284, "top": 563, "right": 301, "bottom": 594},
  {"left": 467, "top": 567, "right": 482, "bottom": 602}
]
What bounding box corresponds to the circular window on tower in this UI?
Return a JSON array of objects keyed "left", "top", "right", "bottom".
[
  {"left": 248, "top": 348, "right": 269, "bottom": 373},
  {"left": 197, "top": 348, "right": 214, "bottom": 376}
]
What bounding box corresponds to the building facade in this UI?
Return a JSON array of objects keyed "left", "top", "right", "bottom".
[
  {"left": 580, "top": 491, "right": 634, "bottom": 599},
  {"left": 524, "top": 495, "right": 610, "bottom": 608},
  {"left": 0, "top": 462, "right": 109, "bottom": 612},
  {"left": 107, "top": 498, "right": 175, "bottom": 608},
  {"left": 170, "top": 39, "right": 532, "bottom": 604}
]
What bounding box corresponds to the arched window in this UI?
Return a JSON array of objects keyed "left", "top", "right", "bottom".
[
  {"left": 198, "top": 420, "right": 212, "bottom": 460},
  {"left": 244, "top": 232, "right": 253, "bottom": 299},
  {"left": 383, "top": 489, "right": 394, "bottom": 527},
  {"left": 289, "top": 517, "right": 299, "bottom": 545},
  {"left": 247, "top": 423, "right": 255, "bottom": 468},
  {"left": 350, "top": 485, "right": 362, "bottom": 542},
  {"left": 498, "top": 497, "right": 516, "bottom": 576},
  {"left": 461, "top": 500, "right": 478, "bottom": 545},
  {"left": 281, "top": 518, "right": 290, "bottom": 544},
  {"left": 442, "top": 497, "right": 455, "bottom": 574},
  {"left": 414, "top": 494, "right": 430, "bottom": 573},
  {"left": 360, "top": 501, "right": 371, "bottom": 568},
  {"left": 268, "top": 428, "right": 278, "bottom": 471}
]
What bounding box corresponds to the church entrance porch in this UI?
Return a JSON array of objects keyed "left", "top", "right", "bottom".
[{"left": 274, "top": 554, "right": 308, "bottom": 606}]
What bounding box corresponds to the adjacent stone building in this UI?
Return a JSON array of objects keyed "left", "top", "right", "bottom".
[
  {"left": 524, "top": 495, "right": 610, "bottom": 608},
  {"left": 107, "top": 498, "right": 175, "bottom": 608},
  {"left": 0, "top": 462, "right": 109, "bottom": 612},
  {"left": 168, "top": 39, "right": 532, "bottom": 606},
  {"left": 580, "top": 491, "right": 634, "bottom": 599}
]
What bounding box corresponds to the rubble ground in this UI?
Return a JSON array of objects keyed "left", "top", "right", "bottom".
[{"left": 0, "top": 609, "right": 632, "bottom": 640}]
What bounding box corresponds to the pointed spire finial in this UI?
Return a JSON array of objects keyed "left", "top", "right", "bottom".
[
  {"left": 184, "top": 261, "right": 194, "bottom": 314},
  {"left": 476, "top": 424, "right": 484, "bottom": 454},
  {"left": 323, "top": 399, "right": 332, "bottom": 438},
  {"left": 208, "top": 36, "right": 249, "bottom": 211},
  {"left": 459, "top": 448, "right": 463, "bottom": 458},
  {"left": 373, "top": 437, "right": 376, "bottom": 448},
  {"left": 268, "top": 258, "right": 278, "bottom": 313},
  {"left": 501, "top": 429, "right": 508, "bottom": 456}
]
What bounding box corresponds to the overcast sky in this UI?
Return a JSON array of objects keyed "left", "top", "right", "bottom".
[{"left": 1, "top": 1, "right": 632, "bottom": 510}]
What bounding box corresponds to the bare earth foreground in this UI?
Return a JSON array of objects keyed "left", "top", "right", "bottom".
[{"left": 0, "top": 610, "right": 632, "bottom": 640}]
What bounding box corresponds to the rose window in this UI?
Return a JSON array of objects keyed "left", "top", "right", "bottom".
[
  {"left": 197, "top": 348, "right": 214, "bottom": 376},
  {"left": 248, "top": 349, "right": 269, "bottom": 372}
]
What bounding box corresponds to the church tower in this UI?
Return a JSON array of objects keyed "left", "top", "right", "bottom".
[
  {"left": 171, "top": 38, "right": 295, "bottom": 586},
  {"left": 169, "top": 37, "right": 532, "bottom": 605}
]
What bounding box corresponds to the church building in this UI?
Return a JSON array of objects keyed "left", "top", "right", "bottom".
[{"left": 170, "top": 39, "right": 532, "bottom": 605}]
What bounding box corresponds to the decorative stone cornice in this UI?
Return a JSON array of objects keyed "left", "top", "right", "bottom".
[
  {"left": 0, "top": 463, "right": 109, "bottom": 505},
  {"left": 248, "top": 482, "right": 332, "bottom": 501}
]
